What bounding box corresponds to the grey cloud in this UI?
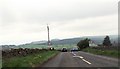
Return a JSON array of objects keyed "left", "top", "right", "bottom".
[
  {"left": 1, "top": 0, "right": 118, "bottom": 26},
  {"left": 0, "top": 0, "right": 118, "bottom": 45}
]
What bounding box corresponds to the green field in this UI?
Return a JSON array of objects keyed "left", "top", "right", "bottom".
[
  {"left": 16, "top": 44, "right": 77, "bottom": 50},
  {"left": 82, "top": 47, "right": 119, "bottom": 58},
  {"left": 2, "top": 50, "right": 59, "bottom": 67}
]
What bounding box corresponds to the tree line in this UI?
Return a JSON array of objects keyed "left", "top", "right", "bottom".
[{"left": 77, "top": 36, "right": 112, "bottom": 50}]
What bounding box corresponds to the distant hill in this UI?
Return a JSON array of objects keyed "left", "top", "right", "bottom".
[
  {"left": 1, "top": 35, "right": 118, "bottom": 50},
  {"left": 30, "top": 41, "right": 47, "bottom": 45},
  {"left": 30, "top": 35, "right": 118, "bottom": 45}
]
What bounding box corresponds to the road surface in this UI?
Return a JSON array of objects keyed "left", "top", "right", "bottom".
[{"left": 41, "top": 51, "right": 118, "bottom": 67}]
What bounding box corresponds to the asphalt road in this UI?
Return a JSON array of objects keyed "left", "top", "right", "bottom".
[{"left": 41, "top": 51, "right": 118, "bottom": 67}]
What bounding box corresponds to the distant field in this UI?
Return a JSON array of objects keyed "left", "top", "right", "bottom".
[
  {"left": 16, "top": 44, "right": 77, "bottom": 50},
  {"left": 17, "top": 44, "right": 48, "bottom": 49}
]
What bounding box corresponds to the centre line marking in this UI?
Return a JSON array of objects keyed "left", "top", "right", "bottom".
[
  {"left": 73, "top": 53, "right": 76, "bottom": 56},
  {"left": 81, "top": 58, "right": 91, "bottom": 65},
  {"left": 73, "top": 55, "right": 92, "bottom": 65},
  {"left": 79, "top": 56, "right": 83, "bottom": 59},
  {"left": 71, "top": 52, "right": 76, "bottom": 56}
]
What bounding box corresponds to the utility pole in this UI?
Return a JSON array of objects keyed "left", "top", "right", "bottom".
[{"left": 47, "top": 24, "right": 50, "bottom": 46}]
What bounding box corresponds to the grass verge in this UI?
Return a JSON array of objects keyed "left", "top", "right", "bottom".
[
  {"left": 2, "top": 50, "right": 59, "bottom": 67},
  {"left": 82, "top": 47, "right": 119, "bottom": 58}
]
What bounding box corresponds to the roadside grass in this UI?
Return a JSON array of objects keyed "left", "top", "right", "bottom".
[
  {"left": 2, "top": 51, "right": 59, "bottom": 67},
  {"left": 0, "top": 59, "right": 2, "bottom": 69},
  {"left": 82, "top": 47, "right": 119, "bottom": 58}
]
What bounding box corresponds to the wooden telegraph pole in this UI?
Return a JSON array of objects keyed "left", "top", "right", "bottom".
[
  {"left": 47, "top": 24, "right": 54, "bottom": 50},
  {"left": 47, "top": 24, "right": 50, "bottom": 46}
]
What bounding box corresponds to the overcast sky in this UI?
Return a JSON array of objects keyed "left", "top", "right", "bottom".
[{"left": 0, "top": 0, "right": 119, "bottom": 45}]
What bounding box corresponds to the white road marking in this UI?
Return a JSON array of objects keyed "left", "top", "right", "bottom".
[
  {"left": 73, "top": 56, "right": 80, "bottom": 57},
  {"left": 72, "top": 52, "right": 92, "bottom": 65},
  {"left": 73, "top": 53, "right": 76, "bottom": 56},
  {"left": 73, "top": 56, "right": 83, "bottom": 59},
  {"left": 71, "top": 52, "right": 76, "bottom": 56},
  {"left": 81, "top": 58, "right": 91, "bottom": 65},
  {"left": 79, "top": 56, "right": 83, "bottom": 59}
]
